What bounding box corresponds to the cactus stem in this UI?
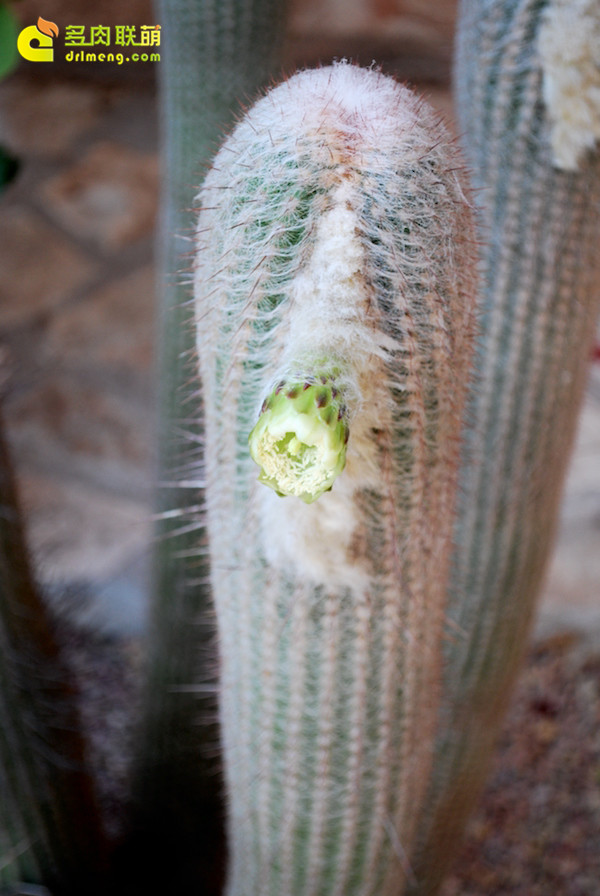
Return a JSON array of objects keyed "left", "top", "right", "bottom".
[{"left": 195, "top": 62, "right": 478, "bottom": 894}]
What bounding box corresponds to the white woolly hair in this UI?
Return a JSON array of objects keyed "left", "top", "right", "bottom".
[
  {"left": 194, "top": 62, "right": 477, "bottom": 593},
  {"left": 539, "top": 0, "right": 600, "bottom": 171}
]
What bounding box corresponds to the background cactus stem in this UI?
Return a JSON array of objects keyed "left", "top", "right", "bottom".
[
  {"left": 406, "top": 1, "right": 600, "bottom": 892},
  {"left": 130, "top": 0, "right": 291, "bottom": 891}
]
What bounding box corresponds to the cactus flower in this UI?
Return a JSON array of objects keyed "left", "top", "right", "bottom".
[{"left": 248, "top": 373, "right": 350, "bottom": 502}]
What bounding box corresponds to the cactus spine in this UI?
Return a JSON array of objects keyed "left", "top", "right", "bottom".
[
  {"left": 194, "top": 63, "right": 478, "bottom": 895},
  {"left": 407, "top": 1, "right": 600, "bottom": 891}
]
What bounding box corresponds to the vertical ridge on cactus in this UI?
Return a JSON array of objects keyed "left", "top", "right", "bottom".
[
  {"left": 194, "top": 62, "right": 478, "bottom": 895},
  {"left": 406, "top": 1, "right": 600, "bottom": 891}
]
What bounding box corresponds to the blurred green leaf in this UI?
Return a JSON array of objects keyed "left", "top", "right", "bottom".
[{"left": 0, "top": 2, "right": 19, "bottom": 81}]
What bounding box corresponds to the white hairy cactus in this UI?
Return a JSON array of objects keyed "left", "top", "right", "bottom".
[{"left": 194, "top": 63, "right": 478, "bottom": 894}]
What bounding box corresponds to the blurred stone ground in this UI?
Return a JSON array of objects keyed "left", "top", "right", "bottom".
[
  {"left": 0, "top": 72, "right": 158, "bottom": 634},
  {"left": 1, "top": 1, "right": 600, "bottom": 890}
]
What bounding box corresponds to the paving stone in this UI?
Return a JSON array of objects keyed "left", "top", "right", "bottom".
[
  {"left": 0, "top": 205, "right": 96, "bottom": 328},
  {"left": 6, "top": 369, "right": 154, "bottom": 496},
  {"left": 41, "top": 140, "right": 159, "bottom": 251},
  {"left": 423, "top": 85, "right": 455, "bottom": 130},
  {"left": 16, "top": 468, "right": 151, "bottom": 592},
  {"left": 290, "top": 0, "right": 458, "bottom": 42},
  {"left": 98, "top": 87, "right": 158, "bottom": 153},
  {"left": 0, "top": 77, "right": 110, "bottom": 158},
  {"left": 77, "top": 549, "right": 150, "bottom": 635},
  {"left": 45, "top": 264, "right": 155, "bottom": 376}
]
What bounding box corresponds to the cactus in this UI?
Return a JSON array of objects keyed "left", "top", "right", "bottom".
[
  {"left": 406, "top": 1, "right": 600, "bottom": 891},
  {"left": 194, "top": 62, "right": 478, "bottom": 895},
  {"left": 132, "top": 0, "right": 290, "bottom": 889},
  {"left": 1, "top": 1, "right": 595, "bottom": 893}
]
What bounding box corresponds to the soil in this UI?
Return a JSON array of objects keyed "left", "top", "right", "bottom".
[
  {"left": 66, "top": 626, "right": 600, "bottom": 894},
  {"left": 443, "top": 632, "right": 600, "bottom": 896}
]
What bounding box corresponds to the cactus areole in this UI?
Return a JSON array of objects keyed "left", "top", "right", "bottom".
[{"left": 194, "top": 63, "right": 477, "bottom": 895}]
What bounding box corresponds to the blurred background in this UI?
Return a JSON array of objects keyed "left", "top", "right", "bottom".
[{"left": 1, "top": 0, "right": 599, "bottom": 892}]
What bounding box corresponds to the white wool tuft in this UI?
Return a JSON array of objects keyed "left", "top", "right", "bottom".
[
  {"left": 539, "top": 0, "right": 600, "bottom": 170},
  {"left": 257, "top": 181, "right": 390, "bottom": 592}
]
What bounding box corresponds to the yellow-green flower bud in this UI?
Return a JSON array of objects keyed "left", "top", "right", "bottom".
[{"left": 248, "top": 375, "right": 349, "bottom": 503}]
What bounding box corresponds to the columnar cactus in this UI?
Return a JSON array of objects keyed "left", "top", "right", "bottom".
[
  {"left": 194, "top": 63, "right": 478, "bottom": 895},
  {"left": 407, "top": 0, "right": 600, "bottom": 890},
  {"left": 134, "top": 0, "right": 289, "bottom": 887}
]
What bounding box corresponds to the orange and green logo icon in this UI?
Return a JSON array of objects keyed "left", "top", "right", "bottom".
[{"left": 17, "top": 16, "right": 59, "bottom": 62}]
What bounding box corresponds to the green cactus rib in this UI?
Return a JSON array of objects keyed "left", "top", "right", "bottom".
[
  {"left": 406, "top": 1, "right": 600, "bottom": 892},
  {"left": 195, "top": 63, "right": 478, "bottom": 895}
]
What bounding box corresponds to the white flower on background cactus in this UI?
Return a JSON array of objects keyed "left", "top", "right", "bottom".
[
  {"left": 538, "top": 0, "right": 600, "bottom": 170},
  {"left": 194, "top": 62, "right": 478, "bottom": 895}
]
